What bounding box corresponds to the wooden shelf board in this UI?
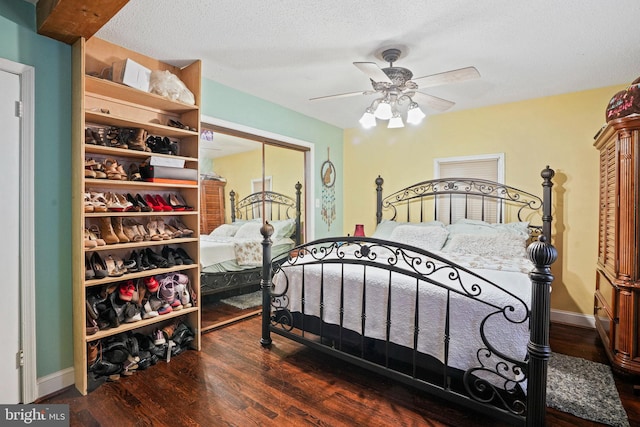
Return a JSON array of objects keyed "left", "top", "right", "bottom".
[
  {"left": 85, "top": 111, "right": 198, "bottom": 138},
  {"left": 84, "top": 144, "right": 198, "bottom": 162},
  {"left": 85, "top": 76, "right": 197, "bottom": 113},
  {"left": 86, "top": 306, "right": 199, "bottom": 342},
  {"left": 84, "top": 237, "right": 198, "bottom": 253},
  {"left": 84, "top": 178, "right": 198, "bottom": 190}
]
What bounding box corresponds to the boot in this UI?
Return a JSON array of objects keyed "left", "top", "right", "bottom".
[
  {"left": 111, "top": 217, "right": 130, "bottom": 243},
  {"left": 129, "top": 128, "right": 148, "bottom": 151},
  {"left": 98, "top": 217, "right": 120, "bottom": 245}
]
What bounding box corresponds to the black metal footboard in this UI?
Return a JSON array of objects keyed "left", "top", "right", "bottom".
[{"left": 260, "top": 167, "right": 556, "bottom": 426}]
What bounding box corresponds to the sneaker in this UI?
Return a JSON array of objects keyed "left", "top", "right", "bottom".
[
  {"left": 174, "top": 284, "right": 191, "bottom": 308},
  {"left": 141, "top": 300, "right": 159, "bottom": 319},
  {"left": 157, "top": 304, "right": 172, "bottom": 315},
  {"left": 144, "top": 276, "right": 159, "bottom": 293},
  {"left": 152, "top": 329, "right": 166, "bottom": 346},
  {"left": 159, "top": 276, "right": 176, "bottom": 304}
]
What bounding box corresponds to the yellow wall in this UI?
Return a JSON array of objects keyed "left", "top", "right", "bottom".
[
  {"left": 213, "top": 145, "right": 304, "bottom": 222},
  {"left": 343, "top": 84, "right": 624, "bottom": 317}
]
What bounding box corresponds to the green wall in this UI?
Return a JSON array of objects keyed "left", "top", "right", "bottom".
[
  {"left": 0, "top": 0, "right": 343, "bottom": 381},
  {"left": 0, "top": 0, "right": 73, "bottom": 379}
]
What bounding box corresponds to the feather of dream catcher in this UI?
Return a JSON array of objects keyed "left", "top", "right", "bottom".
[{"left": 320, "top": 147, "right": 336, "bottom": 230}]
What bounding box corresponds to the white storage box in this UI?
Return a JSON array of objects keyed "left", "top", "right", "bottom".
[{"left": 112, "top": 58, "right": 151, "bottom": 92}]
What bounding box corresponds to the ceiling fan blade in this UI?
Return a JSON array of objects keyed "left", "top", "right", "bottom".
[
  {"left": 411, "top": 66, "right": 480, "bottom": 89},
  {"left": 353, "top": 62, "right": 393, "bottom": 83},
  {"left": 414, "top": 92, "right": 456, "bottom": 111},
  {"left": 309, "top": 90, "right": 374, "bottom": 101}
]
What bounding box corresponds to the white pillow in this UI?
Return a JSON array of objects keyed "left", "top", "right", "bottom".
[
  {"left": 209, "top": 224, "right": 239, "bottom": 237},
  {"left": 443, "top": 233, "right": 528, "bottom": 258},
  {"left": 271, "top": 219, "right": 296, "bottom": 239},
  {"left": 373, "top": 219, "right": 446, "bottom": 239},
  {"left": 389, "top": 224, "right": 449, "bottom": 252},
  {"left": 234, "top": 222, "right": 263, "bottom": 239}
]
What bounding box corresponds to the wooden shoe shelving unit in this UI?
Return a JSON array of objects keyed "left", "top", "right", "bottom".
[{"left": 72, "top": 37, "right": 201, "bottom": 395}]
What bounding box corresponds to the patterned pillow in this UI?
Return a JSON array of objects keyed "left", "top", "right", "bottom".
[
  {"left": 373, "top": 220, "right": 446, "bottom": 239},
  {"left": 444, "top": 233, "right": 528, "bottom": 258},
  {"left": 389, "top": 224, "right": 449, "bottom": 251}
]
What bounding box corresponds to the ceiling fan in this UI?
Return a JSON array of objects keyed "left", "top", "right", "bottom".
[{"left": 310, "top": 48, "right": 480, "bottom": 127}]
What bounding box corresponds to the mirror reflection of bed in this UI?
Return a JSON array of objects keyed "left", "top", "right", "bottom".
[{"left": 199, "top": 125, "right": 306, "bottom": 332}]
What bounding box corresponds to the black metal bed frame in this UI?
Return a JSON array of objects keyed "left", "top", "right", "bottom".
[
  {"left": 200, "top": 182, "right": 302, "bottom": 296},
  {"left": 259, "top": 167, "right": 556, "bottom": 426}
]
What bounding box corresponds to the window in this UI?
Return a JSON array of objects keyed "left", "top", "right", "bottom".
[{"left": 433, "top": 153, "right": 504, "bottom": 223}]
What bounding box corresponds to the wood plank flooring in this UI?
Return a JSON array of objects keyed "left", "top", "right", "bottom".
[{"left": 40, "top": 320, "right": 640, "bottom": 426}]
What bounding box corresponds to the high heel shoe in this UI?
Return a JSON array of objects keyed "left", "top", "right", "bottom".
[
  {"left": 87, "top": 225, "right": 106, "bottom": 246},
  {"left": 154, "top": 195, "right": 173, "bottom": 211},
  {"left": 122, "top": 219, "right": 144, "bottom": 242},
  {"left": 85, "top": 255, "right": 96, "bottom": 280},
  {"left": 174, "top": 248, "right": 194, "bottom": 265},
  {"left": 174, "top": 194, "right": 193, "bottom": 211},
  {"left": 84, "top": 228, "right": 98, "bottom": 249},
  {"left": 144, "top": 194, "right": 164, "bottom": 212},
  {"left": 155, "top": 217, "right": 171, "bottom": 240},
  {"left": 89, "top": 252, "right": 108, "bottom": 279},
  {"left": 171, "top": 219, "right": 194, "bottom": 237},
  {"left": 134, "top": 194, "right": 152, "bottom": 212},
  {"left": 135, "top": 222, "right": 151, "bottom": 241},
  {"left": 146, "top": 219, "right": 164, "bottom": 241},
  {"left": 167, "top": 194, "right": 186, "bottom": 211},
  {"left": 105, "top": 192, "right": 128, "bottom": 212}
]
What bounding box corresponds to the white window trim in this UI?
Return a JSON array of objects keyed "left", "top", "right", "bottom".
[{"left": 433, "top": 153, "right": 505, "bottom": 183}]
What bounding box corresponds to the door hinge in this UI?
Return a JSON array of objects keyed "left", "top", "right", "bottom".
[
  {"left": 17, "top": 350, "right": 24, "bottom": 368},
  {"left": 15, "top": 101, "right": 22, "bottom": 118}
]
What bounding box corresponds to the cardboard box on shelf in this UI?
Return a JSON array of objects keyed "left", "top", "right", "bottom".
[{"left": 112, "top": 59, "right": 151, "bottom": 92}]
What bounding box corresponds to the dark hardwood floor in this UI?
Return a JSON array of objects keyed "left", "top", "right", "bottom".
[{"left": 41, "top": 320, "right": 639, "bottom": 426}]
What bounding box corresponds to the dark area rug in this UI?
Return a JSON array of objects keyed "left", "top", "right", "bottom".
[
  {"left": 220, "top": 290, "right": 261, "bottom": 310},
  {"left": 547, "top": 353, "right": 629, "bottom": 427}
]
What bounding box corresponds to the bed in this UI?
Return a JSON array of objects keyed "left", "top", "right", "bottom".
[
  {"left": 259, "top": 167, "right": 556, "bottom": 426},
  {"left": 200, "top": 182, "right": 302, "bottom": 296}
]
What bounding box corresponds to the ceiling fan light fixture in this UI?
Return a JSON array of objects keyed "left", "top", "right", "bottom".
[
  {"left": 359, "top": 108, "right": 377, "bottom": 128},
  {"left": 374, "top": 100, "right": 393, "bottom": 120},
  {"left": 388, "top": 114, "right": 404, "bottom": 129},
  {"left": 406, "top": 102, "right": 426, "bottom": 125}
]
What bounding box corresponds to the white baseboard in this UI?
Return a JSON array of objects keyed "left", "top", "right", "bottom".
[
  {"left": 36, "top": 367, "right": 74, "bottom": 401},
  {"left": 551, "top": 309, "right": 595, "bottom": 329}
]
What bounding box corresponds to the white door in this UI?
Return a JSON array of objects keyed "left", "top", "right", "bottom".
[{"left": 0, "top": 68, "right": 22, "bottom": 403}]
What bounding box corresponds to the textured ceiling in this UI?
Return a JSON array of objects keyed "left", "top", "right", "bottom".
[{"left": 96, "top": 0, "right": 640, "bottom": 129}]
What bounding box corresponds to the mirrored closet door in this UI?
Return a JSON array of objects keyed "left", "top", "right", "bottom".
[{"left": 198, "top": 124, "right": 306, "bottom": 332}]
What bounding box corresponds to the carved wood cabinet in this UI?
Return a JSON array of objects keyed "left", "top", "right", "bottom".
[
  {"left": 200, "top": 178, "right": 226, "bottom": 234},
  {"left": 594, "top": 114, "right": 640, "bottom": 375}
]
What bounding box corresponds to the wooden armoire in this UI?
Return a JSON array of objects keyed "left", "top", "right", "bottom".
[
  {"left": 594, "top": 114, "right": 640, "bottom": 375},
  {"left": 200, "top": 178, "right": 226, "bottom": 234}
]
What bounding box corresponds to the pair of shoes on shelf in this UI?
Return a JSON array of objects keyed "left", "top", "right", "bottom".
[
  {"left": 87, "top": 252, "right": 108, "bottom": 280},
  {"left": 170, "top": 219, "right": 194, "bottom": 237},
  {"left": 167, "top": 119, "right": 196, "bottom": 132},
  {"left": 144, "top": 194, "right": 173, "bottom": 211},
  {"left": 128, "top": 129, "right": 151, "bottom": 152},
  {"left": 85, "top": 159, "right": 107, "bottom": 179},
  {"left": 85, "top": 128, "right": 106, "bottom": 146},
  {"left": 84, "top": 227, "right": 105, "bottom": 249},
  {"left": 166, "top": 193, "right": 193, "bottom": 211},
  {"left": 103, "top": 158, "right": 128, "bottom": 181},
  {"left": 145, "top": 135, "right": 178, "bottom": 155},
  {"left": 84, "top": 192, "right": 108, "bottom": 213}
]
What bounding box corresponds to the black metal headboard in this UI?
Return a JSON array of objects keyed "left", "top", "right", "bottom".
[
  {"left": 375, "top": 166, "right": 554, "bottom": 240},
  {"left": 229, "top": 182, "right": 303, "bottom": 244}
]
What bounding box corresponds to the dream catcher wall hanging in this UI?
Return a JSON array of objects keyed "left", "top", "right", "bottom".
[{"left": 320, "top": 148, "right": 336, "bottom": 230}]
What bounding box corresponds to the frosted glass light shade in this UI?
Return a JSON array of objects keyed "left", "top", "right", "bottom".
[
  {"left": 406, "top": 103, "right": 426, "bottom": 125},
  {"left": 359, "top": 109, "right": 377, "bottom": 128},
  {"left": 388, "top": 115, "right": 404, "bottom": 128},
  {"left": 374, "top": 101, "right": 393, "bottom": 120}
]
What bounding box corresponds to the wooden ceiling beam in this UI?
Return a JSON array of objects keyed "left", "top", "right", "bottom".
[{"left": 37, "top": 0, "right": 129, "bottom": 45}]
